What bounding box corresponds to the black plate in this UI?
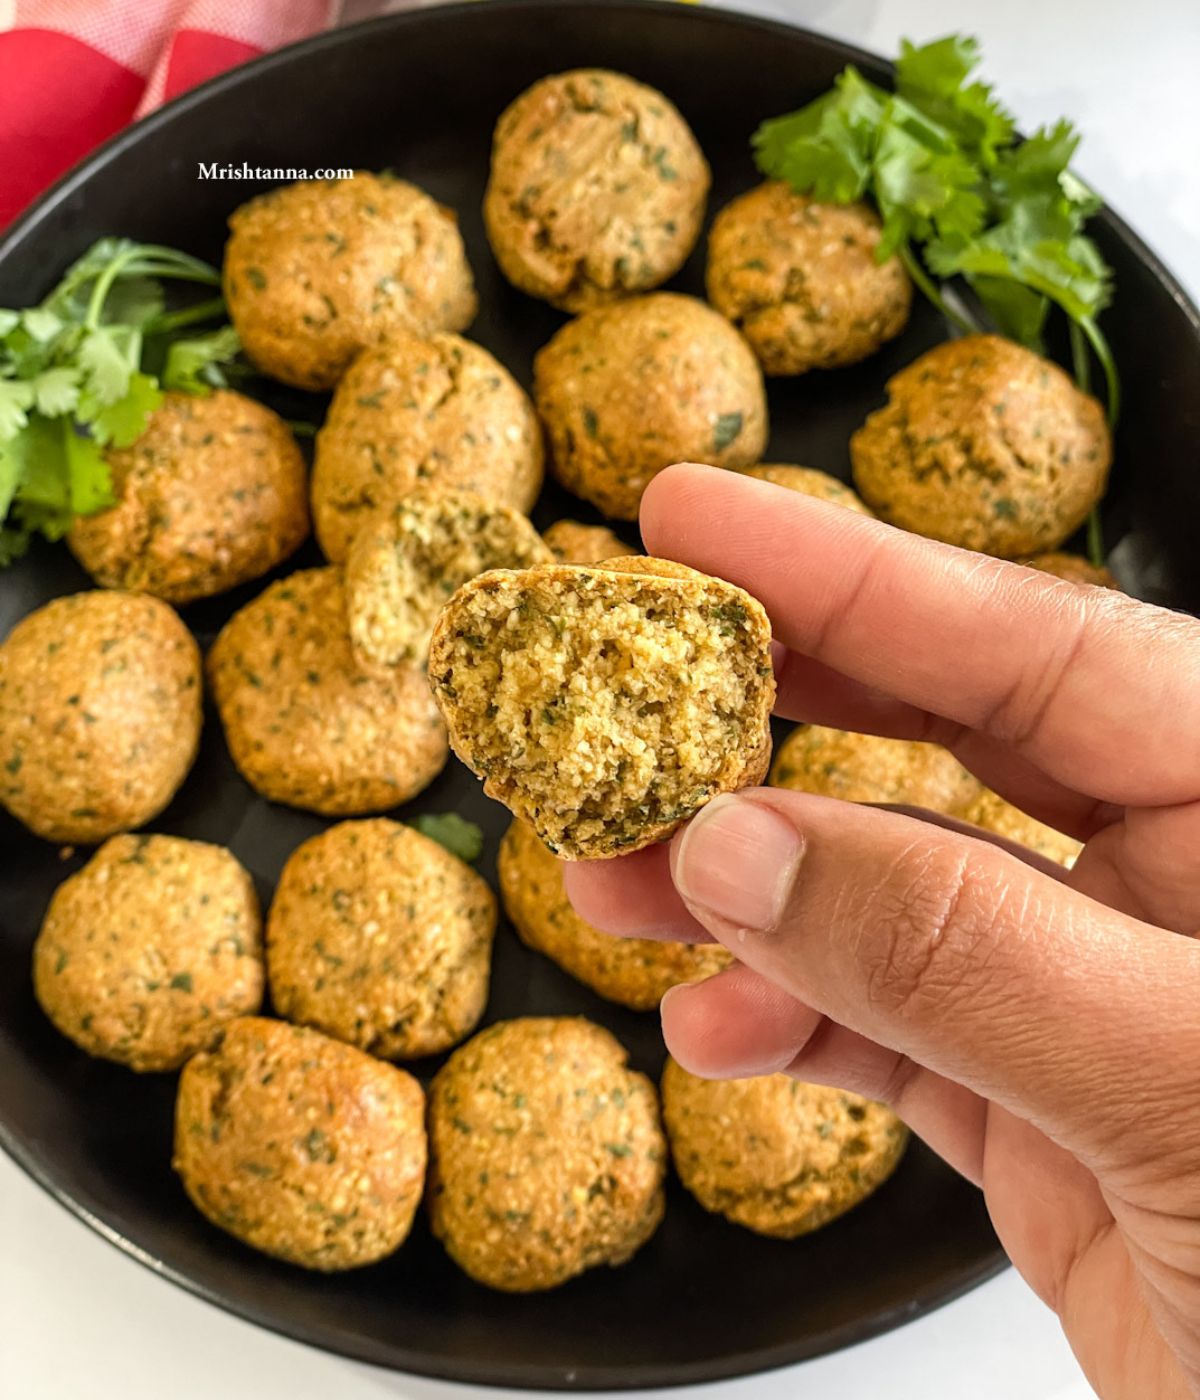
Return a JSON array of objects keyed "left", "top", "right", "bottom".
[{"left": 2, "top": 0, "right": 1199, "bottom": 1390}]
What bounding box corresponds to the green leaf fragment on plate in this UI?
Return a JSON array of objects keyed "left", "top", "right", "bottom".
[{"left": 411, "top": 812, "right": 485, "bottom": 863}]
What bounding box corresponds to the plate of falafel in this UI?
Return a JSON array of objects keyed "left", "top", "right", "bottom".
[{"left": 1, "top": 0, "right": 1199, "bottom": 1390}]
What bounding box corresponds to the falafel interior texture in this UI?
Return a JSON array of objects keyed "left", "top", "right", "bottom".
[
  {"left": 428, "top": 560, "right": 775, "bottom": 858},
  {"left": 345, "top": 490, "right": 552, "bottom": 669}
]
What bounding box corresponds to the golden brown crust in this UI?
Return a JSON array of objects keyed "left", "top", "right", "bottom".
[
  {"left": 266, "top": 818, "right": 496, "bottom": 1058},
  {"left": 542, "top": 519, "right": 634, "bottom": 565},
  {"left": 498, "top": 820, "right": 732, "bottom": 1010},
  {"left": 769, "top": 723, "right": 981, "bottom": 814},
  {"left": 706, "top": 183, "right": 911, "bottom": 375},
  {"left": 344, "top": 489, "right": 552, "bottom": 668},
  {"left": 534, "top": 293, "right": 767, "bottom": 520},
  {"left": 961, "top": 788, "right": 1082, "bottom": 866},
  {"left": 311, "top": 330, "right": 544, "bottom": 561},
  {"left": 207, "top": 567, "right": 447, "bottom": 816},
  {"left": 741, "top": 464, "right": 874, "bottom": 516},
  {"left": 174, "top": 1017, "right": 426, "bottom": 1270},
  {"left": 33, "top": 835, "right": 263, "bottom": 1071},
  {"left": 661, "top": 1058, "right": 908, "bottom": 1238},
  {"left": 68, "top": 390, "right": 310, "bottom": 604},
  {"left": 427, "top": 1017, "right": 666, "bottom": 1290},
  {"left": 428, "top": 560, "right": 775, "bottom": 859},
  {"left": 0, "top": 590, "right": 201, "bottom": 843},
  {"left": 484, "top": 69, "right": 710, "bottom": 311},
  {"left": 224, "top": 172, "right": 476, "bottom": 390},
  {"left": 850, "top": 335, "right": 1111, "bottom": 557}
]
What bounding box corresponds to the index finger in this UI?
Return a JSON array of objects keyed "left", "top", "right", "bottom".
[{"left": 640, "top": 464, "right": 1200, "bottom": 807}]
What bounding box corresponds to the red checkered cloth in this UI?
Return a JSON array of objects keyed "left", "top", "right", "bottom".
[{"left": 0, "top": 0, "right": 338, "bottom": 227}]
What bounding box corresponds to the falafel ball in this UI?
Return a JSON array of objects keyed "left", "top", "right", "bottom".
[
  {"left": 429, "top": 558, "right": 775, "bottom": 859},
  {"left": 0, "top": 591, "right": 201, "bottom": 844},
  {"left": 741, "top": 464, "right": 873, "bottom": 515},
  {"left": 534, "top": 293, "right": 767, "bottom": 519},
  {"left": 208, "top": 568, "right": 447, "bottom": 816},
  {"left": 428, "top": 1017, "right": 666, "bottom": 1291},
  {"left": 267, "top": 819, "right": 496, "bottom": 1058},
  {"left": 33, "top": 834, "right": 262, "bottom": 1071},
  {"left": 484, "top": 69, "right": 710, "bottom": 312},
  {"left": 769, "top": 723, "right": 980, "bottom": 814},
  {"left": 68, "top": 390, "right": 309, "bottom": 604},
  {"left": 850, "top": 335, "right": 1111, "bottom": 557},
  {"left": 707, "top": 182, "right": 911, "bottom": 375},
  {"left": 344, "top": 489, "right": 552, "bottom": 669},
  {"left": 661, "top": 1059, "right": 908, "bottom": 1238},
  {"left": 961, "top": 787, "right": 1082, "bottom": 866},
  {"left": 224, "top": 172, "right": 477, "bottom": 391},
  {"left": 174, "top": 1016, "right": 426, "bottom": 1270},
  {"left": 311, "top": 330, "right": 544, "bottom": 561},
  {"left": 542, "top": 519, "right": 634, "bottom": 564},
  {"left": 498, "top": 819, "right": 731, "bottom": 1010},
  {"left": 1021, "top": 552, "right": 1119, "bottom": 589}
]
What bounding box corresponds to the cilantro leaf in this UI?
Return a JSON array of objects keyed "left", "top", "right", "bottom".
[
  {"left": 411, "top": 813, "right": 485, "bottom": 862},
  {"left": 63, "top": 424, "right": 113, "bottom": 514},
  {"left": 895, "top": 34, "right": 1014, "bottom": 165},
  {"left": 78, "top": 326, "right": 136, "bottom": 405},
  {"left": 84, "top": 371, "right": 163, "bottom": 448},
  {"left": 31, "top": 366, "right": 81, "bottom": 416},
  {"left": 0, "top": 379, "right": 35, "bottom": 441},
  {"left": 163, "top": 325, "right": 242, "bottom": 394},
  {"left": 0, "top": 310, "right": 20, "bottom": 338}
]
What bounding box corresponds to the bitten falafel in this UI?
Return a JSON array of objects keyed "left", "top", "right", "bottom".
[
  {"left": 311, "top": 330, "right": 544, "bottom": 562},
  {"left": 344, "top": 490, "right": 552, "bottom": 669},
  {"left": 428, "top": 558, "right": 775, "bottom": 859}
]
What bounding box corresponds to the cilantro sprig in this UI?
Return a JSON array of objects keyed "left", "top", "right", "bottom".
[
  {"left": 0, "top": 239, "right": 241, "bottom": 566},
  {"left": 753, "top": 35, "right": 1119, "bottom": 436}
]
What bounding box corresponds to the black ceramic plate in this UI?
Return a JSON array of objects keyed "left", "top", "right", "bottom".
[{"left": 2, "top": 1, "right": 1199, "bottom": 1390}]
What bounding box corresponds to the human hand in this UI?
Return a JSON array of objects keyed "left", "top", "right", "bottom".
[{"left": 563, "top": 463, "right": 1200, "bottom": 1400}]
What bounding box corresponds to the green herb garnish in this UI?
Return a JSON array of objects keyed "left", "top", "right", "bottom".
[
  {"left": 753, "top": 34, "right": 1119, "bottom": 562},
  {"left": 411, "top": 812, "right": 485, "bottom": 862},
  {"left": 0, "top": 238, "right": 239, "bottom": 566}
]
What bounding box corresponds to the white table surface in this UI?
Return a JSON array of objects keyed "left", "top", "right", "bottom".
[{"left": 2, "top": 1, "right": 1197, "bottom": 1397}]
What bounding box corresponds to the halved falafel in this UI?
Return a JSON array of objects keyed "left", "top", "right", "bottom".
[{"left": 428, "top": 558, "right": 775, "bottom": 858}]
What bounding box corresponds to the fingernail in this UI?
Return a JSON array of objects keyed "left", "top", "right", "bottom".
[{"left": 672, "top": 794, "right": 803, "bottom": 932}]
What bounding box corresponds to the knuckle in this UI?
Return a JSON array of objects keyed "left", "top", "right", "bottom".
[{"left": 857, "top": 839, "right": 1013, "bottom": 1020}]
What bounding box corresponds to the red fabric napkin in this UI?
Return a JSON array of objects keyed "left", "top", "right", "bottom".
[{"left": 0, "top": 0, "right": 337, "bottom": 228}]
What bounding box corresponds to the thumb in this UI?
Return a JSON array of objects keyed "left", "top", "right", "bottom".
[{"left": 667, "top": 789, "right": 1200, "bottom": 1177}]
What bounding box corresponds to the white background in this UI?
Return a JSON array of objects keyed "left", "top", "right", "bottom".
[{"left": 2, "top": 1, "right": 1198, "bottom": 1398}]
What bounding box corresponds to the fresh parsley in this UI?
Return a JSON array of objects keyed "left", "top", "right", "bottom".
[
  {"left": 0, "top": 239, "right": 241, "bottom": 565},
  {"left": 753, "top": 34, "right": 1119, "bottom": 442},
  {"left": 411, "top": 812, "right": 485, "bottom": 863}
]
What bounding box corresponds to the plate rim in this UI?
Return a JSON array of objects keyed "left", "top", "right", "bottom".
[{"left": 14, "top": 0, "right": 1192, "bottom": 1385}]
